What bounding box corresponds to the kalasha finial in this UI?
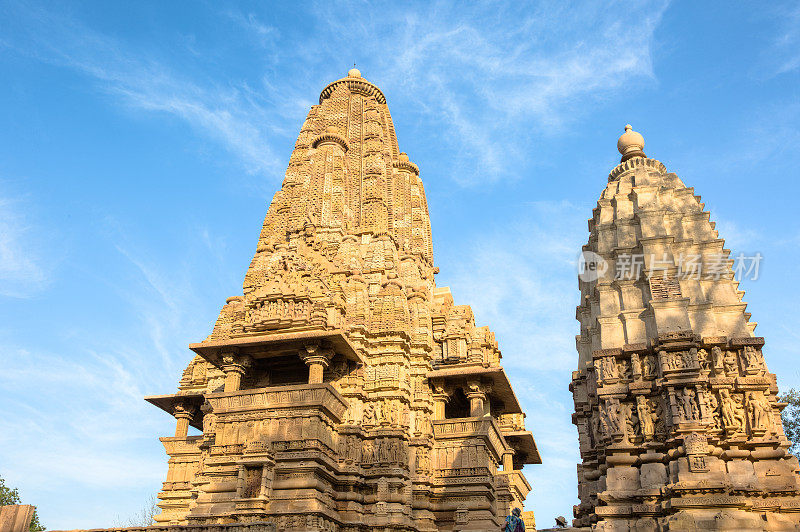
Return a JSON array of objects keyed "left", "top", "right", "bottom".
[
  {"left": 617, "top": 124, "right": 646, "bottom": 162},
  {"left": 348, "top": 66, "right": 362, "bottom": 78}
]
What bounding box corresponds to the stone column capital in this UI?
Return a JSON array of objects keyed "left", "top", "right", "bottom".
[
  {"left": 221, "top": 352, "right": 253, "bottom": 374},
  {"left": 173, "top": 404, "right": 196, "bottom": 438},
  {"left": 173, "top": 404, "right": 196, "bottom": 420},
  {"left": 430, "top": 378, "right": 451, "bottom": 399},
  {"left": 301, "top": 343, "right": 334, "bottom": 369},
  {"left": 302, "top": 342, "right": 335, "bottom": 384},
  {"left": 466, "top": 379, "right": 491, "bottom": 398}
]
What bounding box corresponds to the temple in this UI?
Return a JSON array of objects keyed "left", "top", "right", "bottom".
[
  {"left": 570, "top": 126, "right": 800, "bottom": 530},
  {"left": 145, "top": 69, "right": 540, "bottom": 531}
]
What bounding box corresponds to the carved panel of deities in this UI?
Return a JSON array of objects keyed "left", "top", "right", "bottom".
[
  {"left": 207, "top": 383, "right": 348, "bottom": 422},
  {"left": 433, "top": 417, "right": 507, "bottom": 463}
]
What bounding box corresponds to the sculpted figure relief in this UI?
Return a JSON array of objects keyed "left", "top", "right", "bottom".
[
  {"left": 711, "top": 346, "right": 724, "bottom": 375},
  {"left": 631, "top": 354, "right": 642, "bottom": 378},
  {"left": 624, "top": 402, "right": 639, "bottom": 439},
  {"left": 707, "top": 393, "right": 722, "bottom": 429},
  {"left": 723, "top": 351, "right": 739, "bottom": 376},
  {"left": 676, "top": 388, "right": 697, "bottom": 422},
  {"left": 743, "top": 346, "right": 763, "bottom": 373},
  {"left": 697, "top": 348, "right": 710, "bottom": 370},
  {"left": 636, "top": 396, "right": 655, "bottom": 440},
  {"left": 720, "top": 389, "right": 746, "bottom": 432},
  {"left": 619, "top": 359, "right": 631, "bottom": 380},
  {"left": 597, "top": 356, "right": 618, "bottom": 382},
  {"left": 363, "top": 403, "right": 376, "bottom": 425},
  {"left": 602, "top": 400, "right": 622, "bottom": 434},
  {"left": 748, "top": 391, "right": 772, "bottom": 430},
  {"left": 362, "top": 441, "right": 373, "bottom": 465},
  {"left": 642, "top": 355, "right": 656, "bottom": 378},
  {"left": 591, "top": 413, "right": 603, "bottom": 443},
  {"left": 681, "top": 348, "right": 697, "bottom": 369}
]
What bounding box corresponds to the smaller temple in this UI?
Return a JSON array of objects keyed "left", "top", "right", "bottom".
[{"left": 571, "top": 126, "right": 800, "bottom": 530}]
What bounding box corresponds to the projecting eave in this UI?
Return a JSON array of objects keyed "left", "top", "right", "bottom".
[
  {"left": 503, "top": 430, "right": 542, "bottom": 465},
  {"left": 144, "top": 392, "right": 205, "bottom": 430},
  {"left": 189, "top": 329, "right": 365, "bottom": 368},
  {"left": 427, "top": 363, "right": 523, "bottom": 414}
]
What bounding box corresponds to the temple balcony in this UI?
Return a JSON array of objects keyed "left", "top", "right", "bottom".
[
  {"left": 428, "top": 364, "right": 541, "bottom": 473},
  {"left": 428, "top": 363, "right": 523, "bottom": 418},
  {"left": 496, "top": 469, "right": 532, "bottom": 500},
  {"left": 152, "top": 435, "right": 203, "bottom": 525},
  {"left": 205, "top": 382, "right": 348, "bottom": 420},
  {"left": 188, "top": 328, "right": 364, "bottom": 374},
  {"left": 433, "top": 416, "right": 509, "bottom": 469},
  {"left": 205, "top": 383, "right": 349, "bottom": 454},
  {"left": 497, "top": 412, "right": 526, "bottom": 432}
]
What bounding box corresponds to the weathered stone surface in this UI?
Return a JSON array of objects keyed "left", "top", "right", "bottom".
[
  {"left": 142, "top": 69, "right": 539, "bottom": 532},
  {"left": 0, "top": 505, "right": 36, "bottom": 532},
  {"left": 571, "top": 126, "right": 800, "bottom": 530},
  {"left": 50, "top": 525, "right": 276, "bottom": 532}
]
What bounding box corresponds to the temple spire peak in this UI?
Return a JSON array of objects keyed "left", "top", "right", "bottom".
[{"left": 617, "top": 123, "right": 646, "bottom": 162}]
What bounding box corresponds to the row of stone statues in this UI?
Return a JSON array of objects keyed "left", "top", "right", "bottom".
[
  {"left": 592, "top": 387, "right": 775, "bottom": 444},
  {"left": 595, "top": 346, "right": 767, "bottom": 385}
]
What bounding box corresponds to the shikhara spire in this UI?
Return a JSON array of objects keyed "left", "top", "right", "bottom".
[
  {"left": 145, "top": 70, "right": 539, "bottom": 531},
  {"left": 257, "top": 68, "right": 433, "bottom": 264},
  {"left": 571, "top": 126, "right": 800, "bottom": 531}
]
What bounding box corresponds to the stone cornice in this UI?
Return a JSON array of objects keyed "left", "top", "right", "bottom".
[
  {"left": 393, "top": 159, "right": 420, "bottom": 175},
  {"left": 608, "top": 156, "right": 666, "bottom": 182},
  {"left": 319, "top": 77, "right": 387, "bottom": 105},
  {"left": 312, "top": 131, "right": 349, "bottom": 151}
]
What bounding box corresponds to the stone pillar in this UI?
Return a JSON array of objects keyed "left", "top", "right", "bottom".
[
  {"left": 466, "top": 380, "right": 488, "bottom": 417},
  {"left": 174, "top": 405, "right": 194, "bottom": 438},
  {"left": 431, "top": 380, "right": 450, "bottom": 420},
  {"left": 221, "top": 352, "right": 251, "bottom": 392},
  {"left": 200, "top": 401, "right": 214, "bottom": 443},
  {"left": 301, "top": 344, "right": 334, "bottom": 384},
  {"left": 503, "top": 450, "right": 515, "bottom": 472}
]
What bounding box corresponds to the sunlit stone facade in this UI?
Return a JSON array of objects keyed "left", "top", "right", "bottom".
[{"left": 146, "top": 69, "right": 539, "bottom": 531}]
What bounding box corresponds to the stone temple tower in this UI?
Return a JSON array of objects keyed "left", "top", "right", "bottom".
[
  {"left": 145, "top": 69, "right": 539, "bottom": 531},
  {"left": 571, "top": 126, "right": 800, "bottom": 530}
]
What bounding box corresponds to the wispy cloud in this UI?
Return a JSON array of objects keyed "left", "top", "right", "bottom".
[
  {"left": 0, "top": 219, "right": 230, "bottom": 525},
  {"left": 308, "top": 0, "right": 669, "bottom": 183},
  {"left": 3, "top": 1, "right": 668, "bottom": 188},
  {"left": 224, "top": 10, "right": 280, "bottom": 49},
  {"left": 4, "top": 3, "right": 288, "bottom": 190},
  {"left": 443, "top": 200, "right": 586, "bottom": 371},
  {"left": 0, "top": 186, "right": 50, "bottom": 298},
  {"left": 438, "top": 199, "right": 588, "bottom": 516},
  {"left": 0, "top": 344, "right": 166, "bottom": 488},
  {"left": 770, "top": 3, "right": 800, "bottom": 75}
]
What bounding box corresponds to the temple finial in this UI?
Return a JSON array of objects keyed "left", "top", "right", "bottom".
[{"left": 617, "top": 124, "right": 646, "bottom": 162}]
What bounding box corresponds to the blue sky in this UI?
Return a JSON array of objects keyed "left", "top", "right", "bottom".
[{"left": 1, "top": 0, "right": 799, "bottom": 528}]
